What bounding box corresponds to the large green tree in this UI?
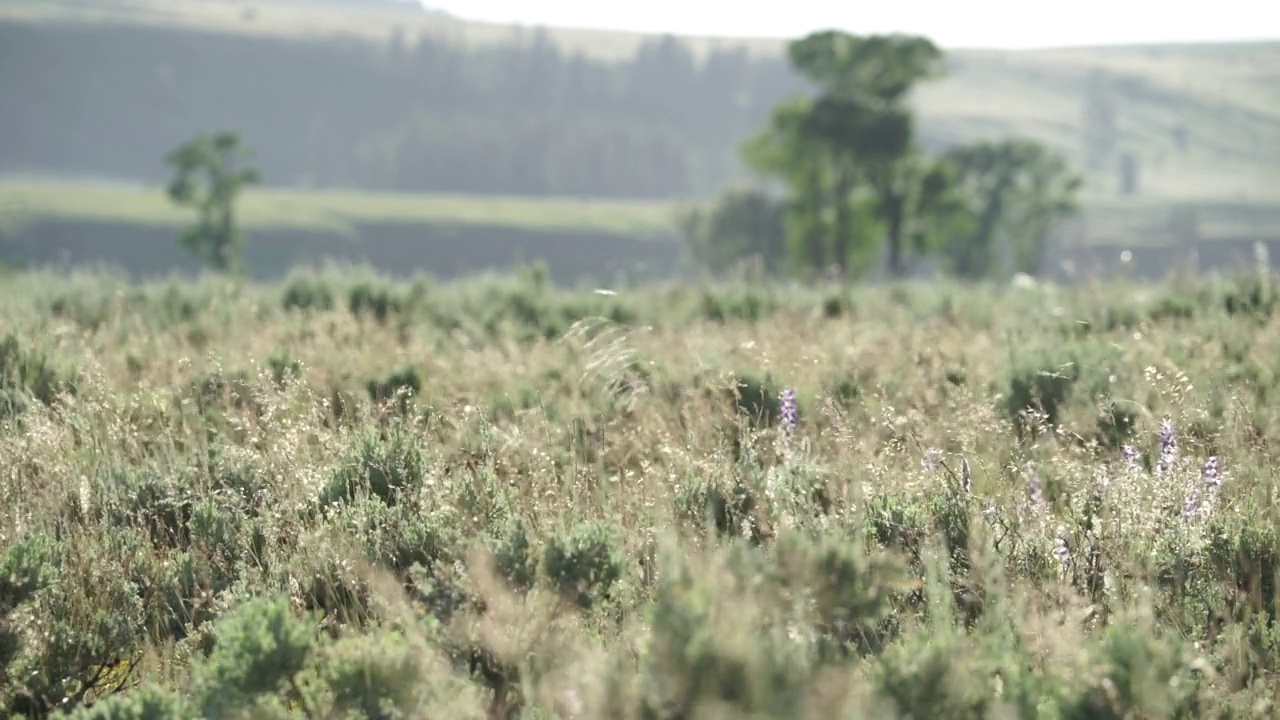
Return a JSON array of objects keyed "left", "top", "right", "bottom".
[
  {"left": 744, "top": 31, "right": 948, "bottom": 279},
  {"left": 943, "top": 138, "right": 1082, "bottom": 277},
  {"left": 165, "top": 131, "right": 261, "bottom": 273},
  {"left": 742, "top": 98, "right": 859, "bottom": 276}
]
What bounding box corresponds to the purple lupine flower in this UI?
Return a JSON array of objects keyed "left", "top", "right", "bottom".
[
  {"left": 779, "top": 386, "right": 798, "bottom": 438},
  {"left": 1156, "top": 416, "right": 1178, "bottom": 476},
  {"left": 1053, "top": 534, "right": 1072, "bottom": 573},
  {"left": 1182, "top": 490, "right": 1203, "bottom": 519},
  {"left": 1184, "top": 458, "right": 1223, "bottom": 520},
  {"left": 1026, "top": 464, "right": 1046, "bottom": 513},
  {"left": 1121, "top": 444, "right": 1141, "bottom": 471},
  {"left": 1094, "top": 468, "right": 1111, "bottom": 496},
  {"left": 1201, "top": 456, "right": 1221, "bottom": 493}
]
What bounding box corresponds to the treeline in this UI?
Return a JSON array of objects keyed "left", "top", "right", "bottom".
[
  {"left": 0, "top": 21, "right": 803, "bottom": 198},
  {"left": 679, "top": 32, "right": 1083, "bottom": 281}
]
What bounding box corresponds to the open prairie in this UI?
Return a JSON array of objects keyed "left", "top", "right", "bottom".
[{"left": 4, "top": 267, "right": 1280, "bottom": 716}]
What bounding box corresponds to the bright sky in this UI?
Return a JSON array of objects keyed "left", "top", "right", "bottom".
[{"left": 422, "top": 1, "right": 1278, "bottom": 50}]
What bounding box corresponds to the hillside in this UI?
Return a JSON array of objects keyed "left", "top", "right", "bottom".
[{"left": 2, "top": 0, "right": 1277, "bottom": 206}]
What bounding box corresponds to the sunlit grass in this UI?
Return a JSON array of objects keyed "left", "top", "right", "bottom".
[
  {"left": 3, "top": 265, "right": 1280, "bottom": 717},
  {"left": 0, "top": 180, "right": 680, "bottom": 237}
]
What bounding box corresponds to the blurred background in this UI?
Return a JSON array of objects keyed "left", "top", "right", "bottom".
[{"left": 0, "top": 0, "right": 1277, "bottom": 285}]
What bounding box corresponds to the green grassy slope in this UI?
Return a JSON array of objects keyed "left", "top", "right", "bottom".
[
  {"left": 3, "top": 0, "right": 1276, "bottom": 205},
  {"left": 915, "top": 43, "right": 1280, "bottom": 203},
  {"left": 0, "top": 180, "right": 678, "bottom": 238}
]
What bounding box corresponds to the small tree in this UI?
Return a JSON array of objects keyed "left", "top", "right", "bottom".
[
  {"left": 675, "top": 186, "right": 788, "bottom": 276},
  {"left": 165, "top": 131, "right": 261, "bottom": 273},
  {"left": 943, "top": 138, "right": 1082, "bottom": 278}
]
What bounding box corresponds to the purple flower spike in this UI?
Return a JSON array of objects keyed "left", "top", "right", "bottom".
[
  {"left": 1053, "top": 535, "right": 1072, "bottom": 573},
  {"left": 1026, "top": 465, "right": 1045, "bottom": 511},
  {"left": 1157, "top": 416, "right": 1178, "bottom": 476},
  {"left": 1121, "top": 444, "right": 1141, "bottom": 471},
  {"left": 1201, "top": 456, "right": 1221, "bottom": 492},
  {"left": 779, "top": 386, "right": 798, "bottom": 438},
  {"left": 1182, "top": 491, "right": 1202, "bottom": 519},
  {"left": 1184, "top": 458, "right": 1224, "bottom": 521}
]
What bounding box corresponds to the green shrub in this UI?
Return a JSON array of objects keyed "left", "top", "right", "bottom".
[
  {"left": 281, "top": 275, "right": 336, "bottom": 313},
  {"left": 730, "top": 370, "right": 783, "bottom": 427},
  {"left": 53, "top": 686, "right": 189, "bottom": 720},
  {"left": 675, "top": 474, "right": 762, "bottom": 544},
  {"left": 543, "top": 521, "right": 626, "bottom": 611},
  {"left": 321, "top": 422, "right": 429, "bottom": 508},
  {"left": 193, "top": 596, "right": 315, "bottom": 717},
  {"left": 492, "top": 517, "right": 538, "bottom": 593},
  {"left": 1005, "top": 348, "right": 1080, "bottom": 436},
  {"left": 348, "top": 281, "right": 406, "bottom": 323},
  {"left": 0, "top": 332, "right": 75, "bottom": 414},
  {"left": 366, "top": 366, "right": 422, "bottom": 408}
]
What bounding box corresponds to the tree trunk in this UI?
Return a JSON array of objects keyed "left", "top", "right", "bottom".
[
  {"left": 885, "top": 195, "right": 906, "bottom": 278},
  {"left": 801, "top": 166, "right": 826, "bottom": 272},
  {"left": 832, "top": 165, "right": 852, "bottom": 277},
  {"left": 963, "top": 190, "right": 1004, "bottom": 278}
]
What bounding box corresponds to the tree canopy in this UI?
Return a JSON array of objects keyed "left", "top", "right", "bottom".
[
  {"left": 682, "top": 30, "right": 1083, "bottom": 283},
  {"left": 165, "top": 131, "right": 261, "bottom": 273}
]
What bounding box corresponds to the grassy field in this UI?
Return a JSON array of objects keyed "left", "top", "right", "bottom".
[
  {"left": 7, "top": 179, "right": 1280, "bottom": 257},
  {"left": 0, "top": 180, "right": 679, "bottom": 239},
  {"left": 4, "top": 264, "right": 1280, "bottom": 717}
]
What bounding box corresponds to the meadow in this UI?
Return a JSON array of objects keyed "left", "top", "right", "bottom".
[
  {"left": 2, "top": 263, "right": 1280, "bottom": 718},
  {"left": 0, "top": 181, "right": 677, "bottom": 239}
]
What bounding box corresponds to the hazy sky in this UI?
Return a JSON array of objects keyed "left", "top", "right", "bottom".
[{"left": 422, "top": 1, "right": 1277, "bottom": 49}]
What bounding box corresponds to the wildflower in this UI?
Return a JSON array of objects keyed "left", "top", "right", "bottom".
[
  {"left": 1201, "top": 456, "right": 1221, "bottom": 493},
  {"left": 779, "top": 386, "right": 798, "bottom": 439},
  {"left": 1121, "top": 444, "right": 1141, "bottom": 471},
  {"left": 1156, "top": 416, "right": 1178, "bottom": 476},
  {"left": 1026, "top": 464, "right": 1046, "bottom": 514},
  {"left": 1182, "top": 490, "right": 1203, "bottom": 520},
  {"left": 1094, "top": 467, "right": 1111, "bottom": 496},
  {"left": 1184, "top": 457, "right": 1224, "bottom": 521},
  {"left": 1053, "top": 533, "right": 1072, "bottom": 573},
  {"left": 78, "top": 475, "right": 92, "bottom": 517},
  {"left": 960, "top": 456, "right": 972, "bottom": 495}
]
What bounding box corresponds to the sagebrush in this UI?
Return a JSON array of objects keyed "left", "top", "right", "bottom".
[{"left": 2, "top": 265, "right": 1279, "bottom": 719}]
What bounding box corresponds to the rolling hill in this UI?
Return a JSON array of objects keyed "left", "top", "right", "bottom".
[{"left": 3, "top": 0, "right": 1277, "bottom": 203}]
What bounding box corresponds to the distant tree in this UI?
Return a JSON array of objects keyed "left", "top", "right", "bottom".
[
  {"left": 675, "top": 186, "right": 788, "bottom": 276},
  {"left": 744, "top": 31, "right": 947, "bottom": 279},
  {"left": 743, "top": 98, "right": 848, "bottom": 275},
  {"left": 897, "top": 155, "right": 975, "bottom": 271},
  {"left": 165, "top": 131, "right": 261, "bottom": 273},
  {"left": 944, "top": 138, "right": 1083, "bottom": 277}
]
